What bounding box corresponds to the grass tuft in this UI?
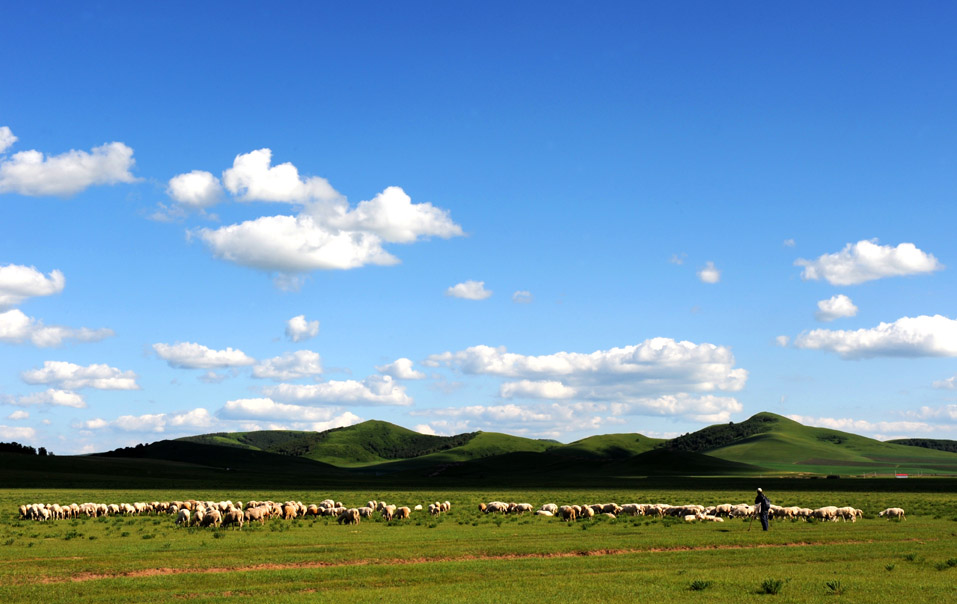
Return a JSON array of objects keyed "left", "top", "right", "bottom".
[
  {"left": 688, "top": 579, "right": 713, "bottom": 591},
  {"left": 759, "top": 578, "right": 785, "bottom": 595},
  {"left": 824, "top": 580, "right": 846, "bottom": 595}
]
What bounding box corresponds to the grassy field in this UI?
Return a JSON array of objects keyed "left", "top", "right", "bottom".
[{"left": 2, "top": 486, "right": 956, "bottom": 603}]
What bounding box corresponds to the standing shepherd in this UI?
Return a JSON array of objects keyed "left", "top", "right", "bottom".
[{"left": 754, "top": 488, "right": 771, "bottom": 531}]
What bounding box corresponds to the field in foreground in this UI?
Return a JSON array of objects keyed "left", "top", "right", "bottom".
[{"left": 1, "top": 487, "right": 956, "bottom": 603}]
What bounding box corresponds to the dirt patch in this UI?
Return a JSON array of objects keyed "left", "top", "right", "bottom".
[{"left": 30, "top": 539, "right": 892, "bottom": 584}]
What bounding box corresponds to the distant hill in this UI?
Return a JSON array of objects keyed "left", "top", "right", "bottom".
[
  {"left": 179, "top": 420, "right": 481, "bottom": 466},
  {"left": 887, "top": 438, "right": 957, "bottom": 454},
  {"left": 6, "top": 412, "right": 956, "bottom": 488},
  {"left": 685, "top": 413, "right": 957, "bottom": 476}
]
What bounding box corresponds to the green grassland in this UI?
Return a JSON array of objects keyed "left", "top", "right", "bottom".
[{"left": 2, "top": 486, "right": 956, "bottom": 603}]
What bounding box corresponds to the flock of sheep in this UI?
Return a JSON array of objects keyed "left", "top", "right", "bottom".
[
  {"left": 479, "top": 501, "right": 907, "bottom": 523},
  {"left": 17, "top": 498, "right": 452, "bottom": 528},
  {"left": 16, "top": 498, "right": 906, "bottom": 527}
]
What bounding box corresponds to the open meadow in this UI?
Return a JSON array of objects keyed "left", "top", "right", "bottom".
[{"left": 2, "top": 485, "right": 956, "bottom": 603}]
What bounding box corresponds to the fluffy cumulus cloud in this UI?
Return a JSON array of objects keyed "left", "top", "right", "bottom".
[
  {"left": 426, "top": 339, "right": 747, "bottom": 422},
  {"left": 446, "top": 280, "right": 492, "bottom": 300},
  {"left": 794, "top": 315, "right": 957, "bottom": 359},
  {"left": 787, "top": 414, "right": 955, "bottom": 439},
  {"left": 0, "top": 126, "right": 16, "bottom": 153},
  {"left": 775, "top": 335, "right": 790, "bottom": 347},
  {"left": 0, "top": 425, "right": 36, "bottom": 440},
  {"left": 196, "top": 214, "right": 400, "bottom": 271},
  {"left": 263, "top": 375, "right": 412, "bottom": 406},
  {"left": 192, "top": 149, "right": 463, "bottom": 278},
  {"left": 217, "top": 397, "right": 361, "bottom": 426},
  {"left": 222, "top": 148, "right": 342, "bottom": 204},
  {"left": 285, "top": 315, "right": 319, "bottom": 342},
  {"left": 795, "top": 240, "right": 943, "bottom": 286},
  {"left": 0, "top": 309, "right": 113, "bottom": 347},
  {"left": 81, "top": 408, "right": 214, "bottom": 433},
  {"left": 697, "top": 261, "right": 720, "bottom": 284},
  {"left": 815, "top": 294, "right": 858, "bottom": 322},
  {"left": 167, "top": 170, "right": 223, "bottom": 208},
  {"left": 252, "top": 350, "right": 322, "bottom": 381},
  {"left": 0, "top": 128, "right": 137, "bottom": 197},
  {"left": 0, "top": 265, "right": 65, "bottom": 308},
  {"left": 329, "top": 186, "right": 463, "bottom": 243},
  {"left": 6, "top": 410, "right": 29, "bottom": 420},
  {"left": 21, "top": 361, "right": 138, "bottom": 390},
  {"left": 153, "top": 342, "right": 255, "bottom": 369},
  {"left": 7, "top": 388, "right": 86, "bottom": 408},
  {"left": 375, "top": 358, "right": 426, "bottom": 380}
]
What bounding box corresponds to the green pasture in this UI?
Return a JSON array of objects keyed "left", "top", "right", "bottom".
[{"left": 1, "top": 487, "right": 955, "bottom": 603}]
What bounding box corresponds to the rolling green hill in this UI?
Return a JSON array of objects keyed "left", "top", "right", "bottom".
[
  {"left": 693, "top": 413, "right": 957, "bottom": 476},
  {"left": 548, "top": 433, "right": 664, "bottom": 459}
]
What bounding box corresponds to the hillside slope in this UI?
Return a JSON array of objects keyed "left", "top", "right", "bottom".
[{"left": 697, "top": 413, "right": 957, "bottom": 475}]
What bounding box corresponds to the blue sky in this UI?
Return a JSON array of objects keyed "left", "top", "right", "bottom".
[{"left": 2, "top": 1, "right": 956, "bottom": 453}]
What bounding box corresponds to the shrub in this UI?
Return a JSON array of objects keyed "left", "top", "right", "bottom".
[
  {"left": 759, "top": 578, "right": 785, "bottom": 595},
  {"left": 885, "top": 564, "right": 895, "bottom": 571},
  {"left": 824, "top": 580, "right": 846, "bottom": 595},
  {"left": 689, "top": 580, "right": 713, "bottom": 591},
  {"left": 934, "top": 558, "right": 957, "bottom": 571}
]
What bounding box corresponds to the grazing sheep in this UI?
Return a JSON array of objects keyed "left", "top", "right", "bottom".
[
  {"left": 282, "top": 504, "right": 298, "bottom": 520},
  {"left": 414, "top": 504, "right": 423, "bottom": 511},
  {"left": 879, "top": 507, "right": 906, "bottom": 520},
  {"left": 539, "top": 503, "right": 558, "bottom": 515},
  {"left": 396, "top": 506, "right": 411, "bottom": 520},
  {"left": 381, "top": 505, "right": 397, "bottom": 521},
  {"left": 222, "top": 509, "right": 245, "bottom": 530},
  {"left": 357, "top": 506, "right": 374, "bottom": 518},
  {"left": 558, "top": 506, "right": 577, "bottom": 522},
  {"left": 535, "top": 510, "right": 554, "bottom": 517},
  {"left": 337, "top": 508, "right": 361, "bottom": 525},
  {"left": 201, "top": 509, "right": 222, "bottom": 528},
  {"left": 175, "top": 509, "right": 190, "bottom": 526}
]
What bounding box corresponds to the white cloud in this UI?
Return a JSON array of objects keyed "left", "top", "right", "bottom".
[
  {"left": 21, "top": 361, "right": 138, "bottom": 390},
  {"left": 0, "top": 425, "right": 36, "bottom": 440},
  {"left": 191, "top": 150, "right": 463, "bottom": 279},
  {"left": 775, "top": 335, "right": 790, "bottom": 347},
  {"left": 153, "top": 342, "right": 255, "bottom": 369},
  {"left": 428, "top": 339, "right": 747, "bottom": 394},
  {"left": 795, "top": 240, "right": 943, "bottom": 286},
  {"left": 82, "top": 407, "right": 214, "bottom": 433},
  {"left": 446, "top": 280, "right": 492, "bottom": 300},
  {"left": 512, "top": 290, "right": 533, "bottom": 304},
  {"left": 932, "top": 376, "right": 957, "bottom": 390},
  {"left": 252, "top": 350, "right": 323, "bottom": 381},
  {"left": 0, "top": 309, "right": 113, "bottom": 347},
  {"left": 413, "top": 423, "right": 437, "bottom": 435},
  {"left": 217, "top": 397, "right": 360, "bottom": 426},
  {"left": 783, "top": 239, "right": 796, "bottom": 248},
  {"left": 8, "top": 388, "right": 86, "bottom": 408},
  {"left": 794, "top": 315, "right": 957, "bottom": 359},
  {"left": 669, "top": 253, "right": 686, "bottom": 265},
  {"left": 0, "top": 136, "right": 137, "bottom": 197},
  {"left": 285, "top": 315, "right": 319, "bottom": 342},
  {"left": 0, "top": 126, "right": 17, "bottom": 153},
  {"left": 6, "top": 410, "right": 29, "bottom": 420},
  {"left": 815, "top": 294, "right": 858, "bottom": 322},
  {"left": 196, "top": 214, "right": 400, "bottom": 272},
  {"left": 902, "top": 404, "right": 957, "bottom": 422},
  {"left": 426, "top": 339, "right": 746, "bottom": 423},
  {"left": 167, "top": 170, "right": 223, "bottom": 208},
  {"left": 697, "top": 261, "right": 720, "bottom": 284},
  {"left": 264, "top": 375, "right": 412, "bottom": 406},
  {"left": 329, "top": 186, "right": 463, "bottom": 243},
  {"left": 500, "top": 380, "right": 577, "bottom": 400},
  {"left": 787, "top": 413, "right": 955, "bottom": 437},
  {"left": 375, "top": 358, "right": 425, "bottom": 380},
  {"left": 222, "top": 148, "right": 342, "bottom": 204},
  {"left": 0, "top": 264, "right": 65, "bottom": 308}
]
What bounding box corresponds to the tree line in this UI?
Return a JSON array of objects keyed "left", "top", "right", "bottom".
[{"left": 0, "top": 441, "right": 51, "bottom": 456}]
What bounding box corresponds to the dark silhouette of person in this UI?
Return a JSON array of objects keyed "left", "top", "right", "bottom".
[{"left": 755, "top": 488, "right": 771, "bottom": 531}]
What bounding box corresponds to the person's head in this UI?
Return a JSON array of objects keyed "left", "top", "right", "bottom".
[{"left": 757, "top": 488, "right": 762, "bottom": 493}]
